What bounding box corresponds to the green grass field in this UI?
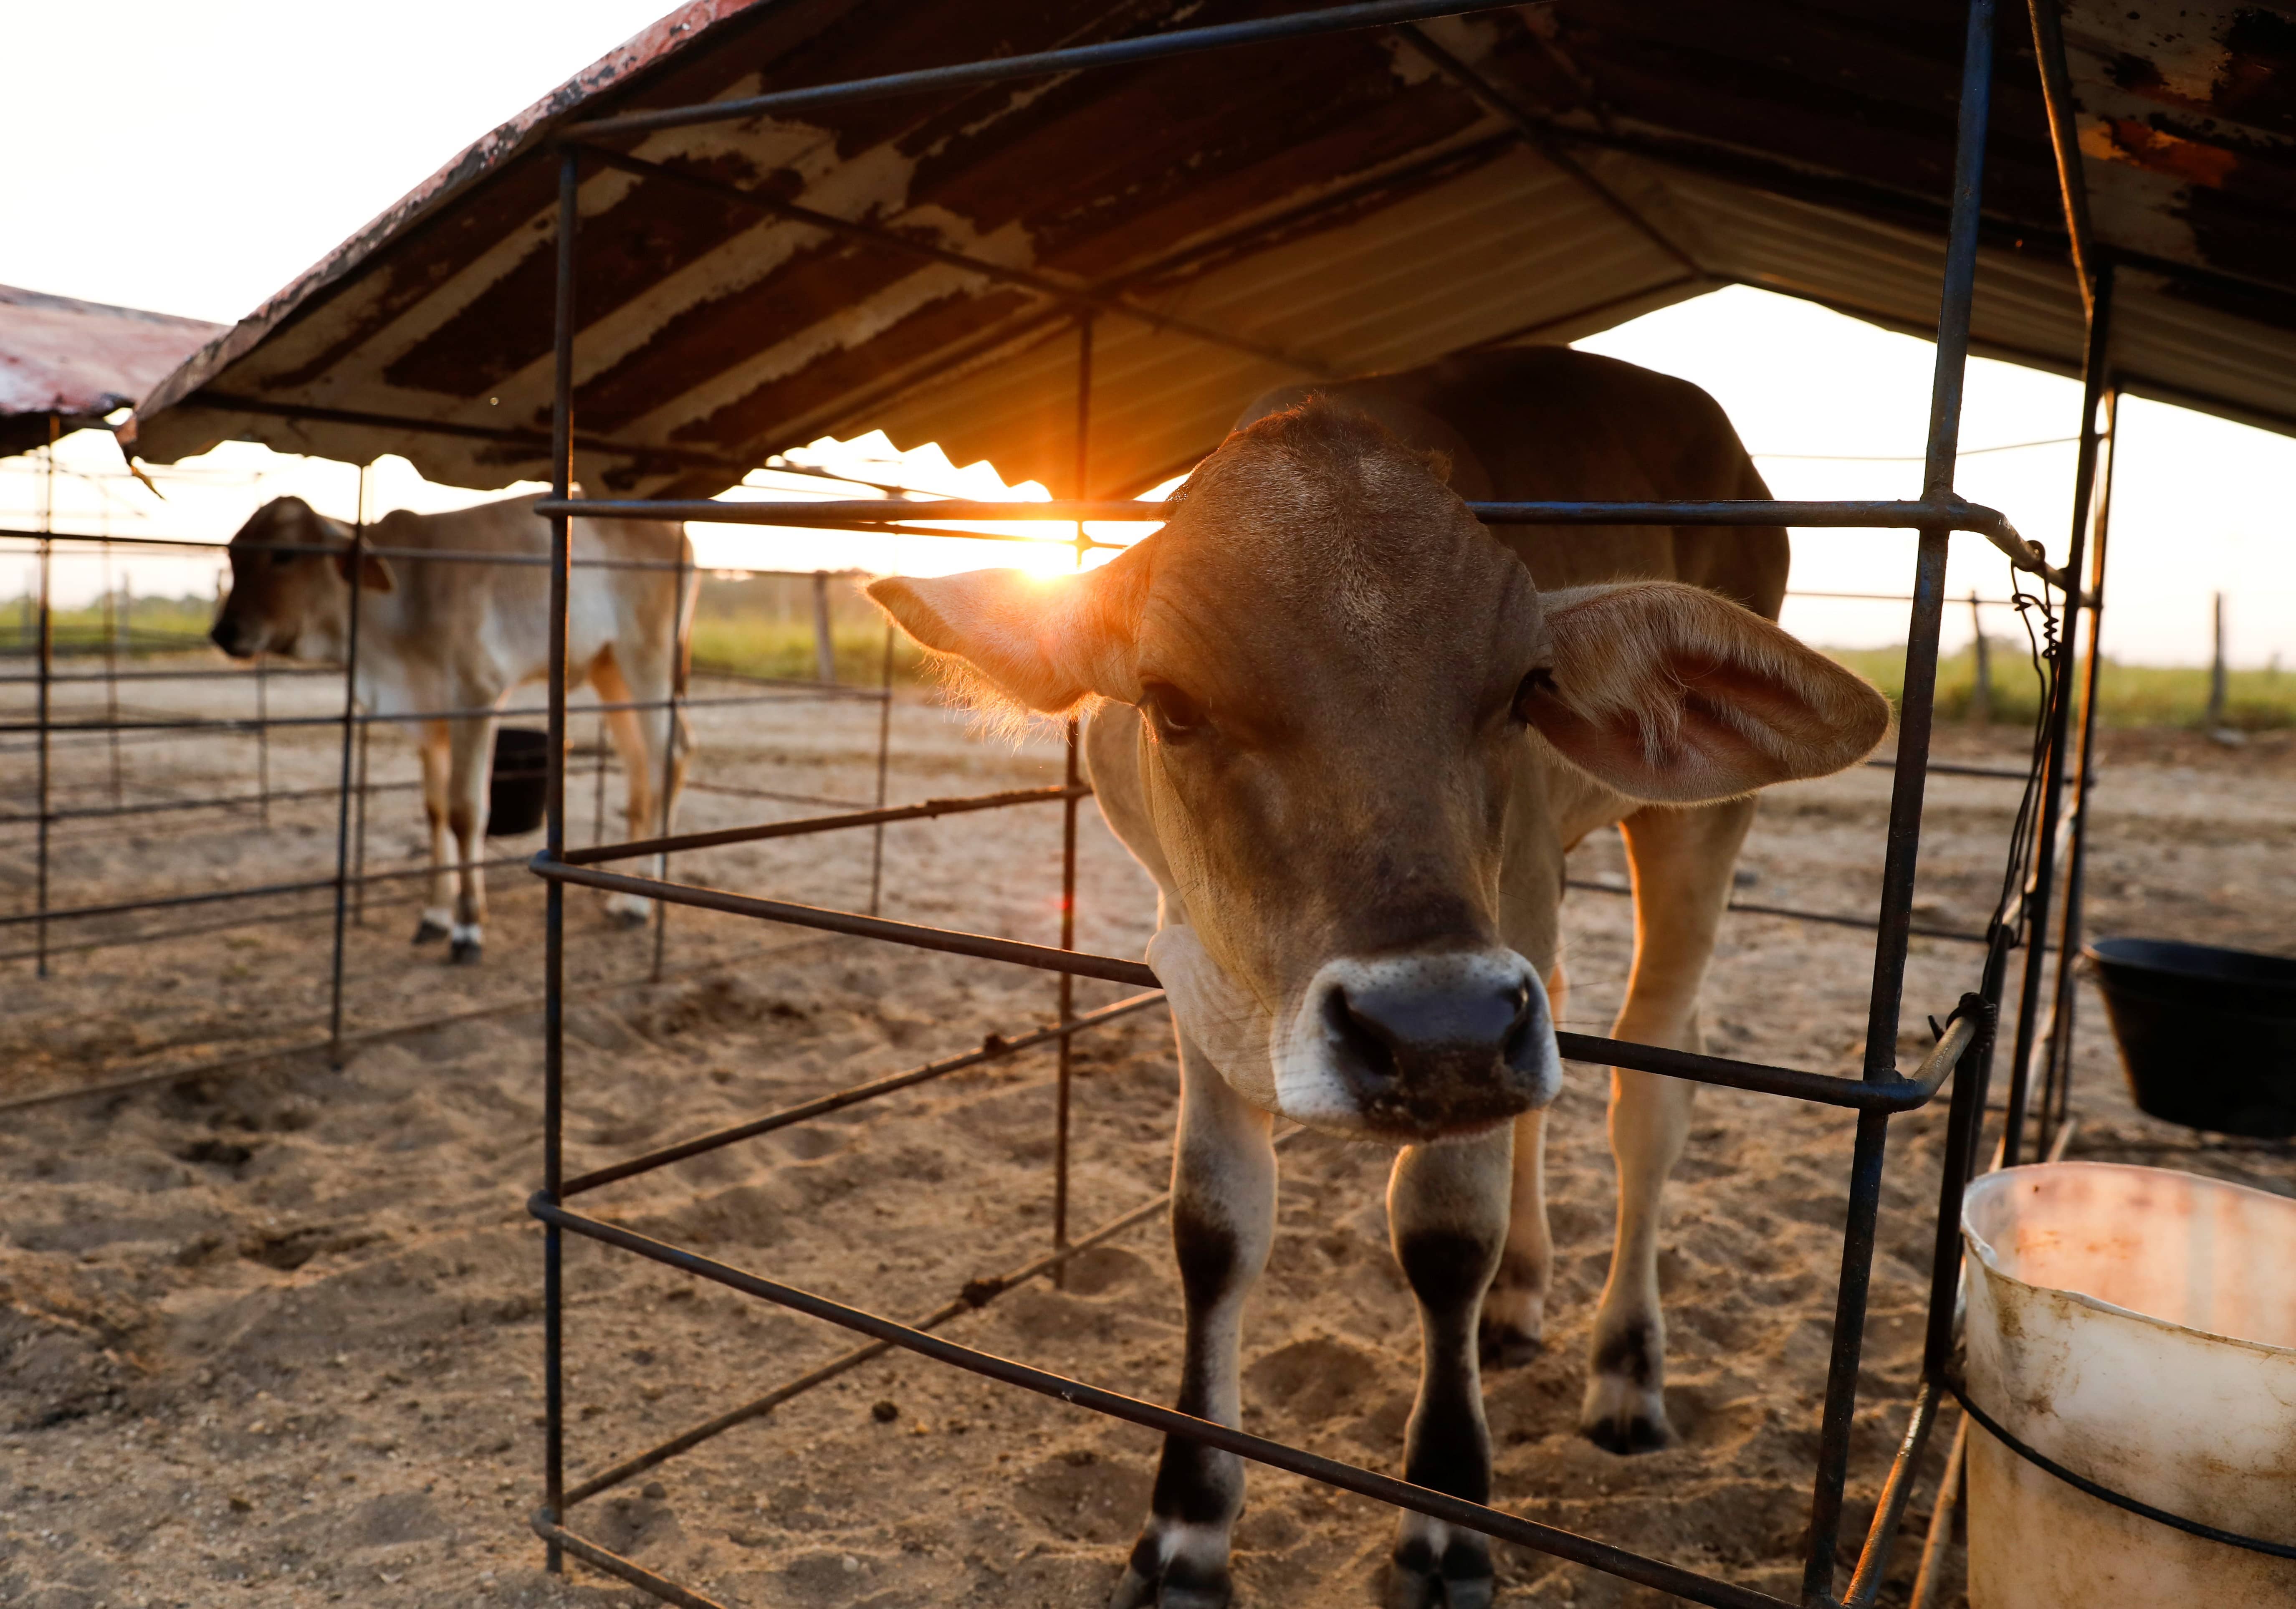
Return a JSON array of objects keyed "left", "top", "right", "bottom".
[{"left": 1824, "top": 641, "right": 2296, "bottom": 731}]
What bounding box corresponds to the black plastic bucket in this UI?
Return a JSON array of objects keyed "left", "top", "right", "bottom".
[
  {"left": 488, "top": 727, "right": 551, "bottom": 837},
  {"left": 2083, "top": 936, "right": 2296, "bottom": 1138}
]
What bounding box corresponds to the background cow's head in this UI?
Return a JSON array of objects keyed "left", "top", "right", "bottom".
[
  {"left": 210, "top": 496, "right": 393, "bottom": 662},
  {"left": 869, "top": 403, "right": 1888, "bottom": 1141}
]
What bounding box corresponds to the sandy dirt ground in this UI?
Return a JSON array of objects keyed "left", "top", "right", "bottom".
[{"left": 2, "top": 658, "right": 2292, "bottom": 1609}]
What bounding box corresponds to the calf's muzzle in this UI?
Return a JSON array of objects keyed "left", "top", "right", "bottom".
[{"left": 1304, "top": 951, "right": 1560, "bottom": 1139}]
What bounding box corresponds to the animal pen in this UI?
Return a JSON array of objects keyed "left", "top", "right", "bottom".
[{"left": 51, "top": 0, "right": 2296, "bottom": 1604}]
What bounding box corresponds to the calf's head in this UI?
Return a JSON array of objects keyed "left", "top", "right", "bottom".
[
  {"left": 870, "top": 404, "right": 1887, "bottom": 1141},
  {"left": 210, "top": 496, "right": 393, "bottom": 661}
]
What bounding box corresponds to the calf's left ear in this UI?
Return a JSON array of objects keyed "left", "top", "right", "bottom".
[
  {"left": 867, "top": 547, "right": 1146, "bottom": 714},
  {"left": 1522, "top": 581, "right": 1890, "bottom": 802}
]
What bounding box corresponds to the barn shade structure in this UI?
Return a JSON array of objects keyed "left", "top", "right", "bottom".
[
  {"left": 0, "top": 285, "right": 220, "bottom": 460},
  {"left": 126, "top": 0, "right": 2296, "bottom": 497}
]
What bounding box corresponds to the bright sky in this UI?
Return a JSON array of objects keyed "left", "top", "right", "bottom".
[{"left": 3, "top": 4, "right": 2289, "bottom": 665}]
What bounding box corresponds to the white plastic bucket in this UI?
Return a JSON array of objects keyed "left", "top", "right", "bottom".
[{"left": 1961, "top": 1162, "right": 2296, "bottom": 1605}]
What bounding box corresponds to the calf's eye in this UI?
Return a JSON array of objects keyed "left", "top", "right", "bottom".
[
  {"left": 1510, "top": 667, "right": 1557, "bottom": 725},
  {"left": 1138, "top": 680, "right": 1205, "bottom": 743}
]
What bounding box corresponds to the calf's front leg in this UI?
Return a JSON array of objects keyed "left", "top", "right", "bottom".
[
  {"left": 1386, "top": 1128, "right": 1512, "bottom": 1609},
  {"left": 1111, "top": 1030, "right": 1275, "bottom": 1609},
  {"left": 412, "top": 720, "right": 454, "bottom": 944},
  {"left": 443, "top": 712, "right": 498, "bottom": 964},
  {"left": 1582, "top": 797, "right": 1753, "bottom": 1453}
]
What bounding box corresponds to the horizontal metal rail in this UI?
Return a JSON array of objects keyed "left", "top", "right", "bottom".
[
  {"left": 569, "top": 0, "right": 1524, "bottom": 139},
  {"left": 564, "top": 991, "right": 1166, "bottom": 1194},
  {"left": 529, "top": 855, "right": 1975, "bottom": 1113},
  {"left": 1864, "top": 756, "right": 2039, "bottom": 781},
  {"left": 538, "top": 494, "right": 2068, "bottom": 589},
  {"left": 561, "top": 784, "right": 1091, "bottom": 866},
  {"left": 1561, "top": 876, "right": 1995, "bottom": 948},
  {"left": 0, "top": 777, "right": 426, "bottom": 828},
  {"left": 0, "top": 852, "right": 530, "bottom": 930},
  {"left": 0, "top": 934, "right": 833, "bottom": 1112},
  {"left": 564, "top": 1119, "right": 1314, "bottom": 1507},
  {"left": 532, "top": 1197, "right": 1790, "bottom": 1609},
  {"left": 0, "top": 685, "right": 880, "bottom": 736}
]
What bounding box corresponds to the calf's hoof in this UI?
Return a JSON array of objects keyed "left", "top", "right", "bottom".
[
  {"left": 605, "top": 903, "right": 650, "bottom": 932},
  {"left": 1107, "top": 1531, "right": 1232, "bottom": 1609},
  {"left": 1477, "top": 1292, "right": 1544, "bottom": 1371},
  {"left": 1578, "top": 1373, "right": 1674, "bottom": 1455},
  {"left": 1386, "top": 1534, "right": 1494, "bottom": 1609},
  {"left": 449, "top": 926, "right": 483, "bottom": 966},
  {"left": 411, "top": 911, "right": 450, "bottom": 945}
]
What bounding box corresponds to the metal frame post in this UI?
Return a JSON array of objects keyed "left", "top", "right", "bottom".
[
  {"left": 1803, "top": 0, "right": 1995, "bottom": 1594},
  {"left": 650, "top": 538, "right": 688, "bottom": 983},
  {"left": 353, "top": 723, "right": 370, "bottom": 925},
  {"left": 2001, "top": 259, "right": 2115, "bottom": 1165},
  {"left": 866, "top": 622, "right": 894, "bottom": 916},
  {"left": 328, "top": 465, "right": 368, "bottom": 1065},
  {"left": 35, "top": 532, "right": 52, "bottom": 981},
  {"left": 542, "top": 144, "right": 580, "bottom": 1577},
  {"left": 101, "top": 542, "right": 122, "bottom": 805},
  {"left": 2037, "top": 384, "right": 2118, "bottom": 1147},
  {"left": 1054, "top": 312, "right": 1093, "bottom": 1283}
]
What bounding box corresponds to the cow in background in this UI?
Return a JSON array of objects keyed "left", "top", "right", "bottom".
[{"left": 210, "top": 493, "right": 695, "bottom": 963}]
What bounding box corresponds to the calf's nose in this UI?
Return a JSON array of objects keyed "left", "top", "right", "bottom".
[
  {"left": 210, "top": 619, "right": 247, "bottom": 658},
  {"left": 1315, "top": 952, "right": 1558, "bottom": 1136}
]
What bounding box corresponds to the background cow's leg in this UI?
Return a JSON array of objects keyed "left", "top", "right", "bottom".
[
  {"left": 1386, "top": 1128, "right": 1511, "bottom": 1609},
  {"left": 412, "top": 719, "right": 453, "bottom": 944},
  {"left": 1582, "top": 797, "right": 1754, "bottom": 1452},
  {"left": 443, "top": 711, "right": 498, "bottom": 964},
  {"left": 590, "top": 649, "right": 678, "bottom": 928},
  {"left": 1111, "top": 1030, "right": 1274, "bottom": 1609},
  {"left": 1481, "top": 961, "right": 1565, "bottom": 1367}
]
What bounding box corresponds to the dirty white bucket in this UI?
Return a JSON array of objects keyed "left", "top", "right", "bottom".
[{"left": 1961, "top": 1162, "right": 2296, "bottom": 1605}]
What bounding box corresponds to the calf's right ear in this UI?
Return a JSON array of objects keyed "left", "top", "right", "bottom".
[{"left": 866, "top": 548, "right": 1147, "bottom": 714}]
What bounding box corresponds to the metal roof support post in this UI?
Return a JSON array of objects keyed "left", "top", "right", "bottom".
[
  {"left": 1054, "top": 313, "right": 1093, "bottom": 1288},
  {"left": 2025, "top": 0, "right": 2099, "bottom": 319},
  {"left": 2002, "top": 260, "right": 2114, "bottom": 1166},
  {"left": 328, "top": 465, "right": 367, "bottom": 1067},
  {"left": 2037, "top": 381, "right": 2117, "bottom": 1149},
  {"left": 1803, "top": 0, "right": 1996, "bottom": 1597},
  {"left": 541, "top": 144, "right": 580, "bottom": 1579}
]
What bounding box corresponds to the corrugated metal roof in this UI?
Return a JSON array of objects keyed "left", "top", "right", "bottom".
[
  {"left": 0, "top": 285, "right": 223, "bottom": 459},
  {"left": 125, "top": 2, "right": 2296, "bottom": 499}
]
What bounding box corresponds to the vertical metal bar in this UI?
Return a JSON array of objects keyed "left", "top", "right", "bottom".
[
  {"left": 256, "top": 650, "right": 271, "bottom": 828},
  {"left": 650, "top": 537, "right": 687, "bottom": 983},
  {"left": 1968, "top": 589, "right": 1990, "bottom": 725},
  {"left": 811, "top": 570, "right": 837, "bottom": 685},
  {"left": 2206, "top": 591, "right": 2227, "bottom": 729},
  {"left": 1053, "top": 314, "right": 1092, "bottom": 1283},
  {"left": 867, "top": 622, "right": 894, "bottom": 916},
  {"left": 542, "top": 144, "right": 579, "bottom": 1577},
  {"left": 353, "top": 722, "right": 371, "bottom": 926},
  {"left": 35, "top": 420, "right": 54, "bottom": 979},
  {"left": 2039, "top": 385, "right": 2118, "bottom": 1148},
  {"left": 328, "top": 466, "right": 368, "bottom": 1066},
  {"left": 1806, "top": 1, "right": 1995, "bottom": 1595},
  {"left": 2002, "top": 260, "right": 2113, "bottom": 1166},
  {"left": 101, "top": 543, "right": 122, "bottom": 805},
  {"left": 2024, "top": 0, "right": 2097, "bottom": 319}
]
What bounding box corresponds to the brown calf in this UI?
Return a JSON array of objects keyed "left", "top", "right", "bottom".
[{"left": 870, "top": 349, "right": 1888, "bottom": 1608}]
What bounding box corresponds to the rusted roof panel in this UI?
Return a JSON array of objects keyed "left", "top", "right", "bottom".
[
  {"left": 0, "top": 285, "right": 223, "bottom": 459},
  {"left": 125, "top": 2, "right": 2296, "bottom": 501}
]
